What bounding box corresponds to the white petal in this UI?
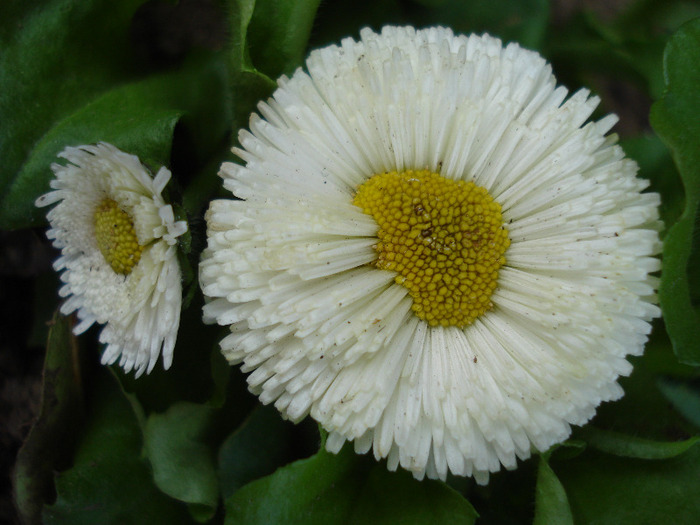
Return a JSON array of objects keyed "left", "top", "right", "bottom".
[
  {"left": 200, "top": 26, "right": 661, "bottom": 484},
  {"left": 37, "top": 143, "right": 186, "bottom": 376}
]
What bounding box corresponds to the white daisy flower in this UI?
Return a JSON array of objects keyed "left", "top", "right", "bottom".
[
  {"left": 199, "top": 26, "right": 662, "bottom": 483},
  {"left": 37, "top": 142, "right": 188, "bottom": 377}
]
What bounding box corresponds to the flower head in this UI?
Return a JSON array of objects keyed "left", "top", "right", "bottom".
[
  {"left": 200, "top": 26, "right": 661, "bottom": 483},
  {"left": 37, "top": 142, "right": 188, "bottom": 377}
]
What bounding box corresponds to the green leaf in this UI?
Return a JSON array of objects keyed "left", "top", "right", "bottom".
[
  {"left": 144, "top": 402, "right": 220, "bottom": 522},
  {"left": 632, "top": 318, "right": 697, "bottom": 378},
  {"left": 533, "top": 454, "right": 574, "bottom": 525},
  {"left": 43, "top": 367, "right": 191, "bottom": 525},
  {"left": 578, "top": 426, "right": 700, "bottom": 459},
  {"left": 246, "top": 0, "right": 322, "bottom": 78},
  {"left": 555, "top": 444, "right": 700, "bottom": 524},
  {"left": 650, "top": 18, "right": 700, "bottom": 365},
  {"left": 3, "top": 52, "right": 230, "bottom": 229},
  {"left": 0, "top": 0, "right": 149, "bottom": 229},
  {"left": 218, "top": 404, "right": 297, "bottom": 499},
  {"left": 547, "top": 440, "right": 587, "bottom": 461},
  {"left": 225, "top": 444, "right": 478, "bottom": 524},
  {"left": 657, "top": 377, "right": 700, "bottom": 429},
  {"left": 13, "top": 312, "right": 84, "bottom": 525},
  {"left": 621, "top": 135, "right": 684, "bottom": 230},
  {"left": 226, "top": 0, "right": 277, "bottom": 129}
]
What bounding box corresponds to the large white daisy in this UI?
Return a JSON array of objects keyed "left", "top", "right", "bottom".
[
  {"left": 200, "top": 26, "right": 661, "bottom": 483},
  {"left": 37, "top": 142, "right": 188, "bottom": 377}
]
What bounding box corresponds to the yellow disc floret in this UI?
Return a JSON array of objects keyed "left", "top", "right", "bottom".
[
  {"left": 353, "top": 170, "right": 510, "bottom": 327},
  {"left": 93, "top": 198, "right": 144, "bottom": 275}
]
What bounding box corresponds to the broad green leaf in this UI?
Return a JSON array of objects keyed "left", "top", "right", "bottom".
[
  {"left": 218, "top": 404, "right": 297, "bottom": 499},
  {"left": 555, "top": 444, "right": 700, "bottom": 524},
  {"left": 4, "top": 53, "right": 230, "bottom": 229},
  {"left": 533, "top": 454, "right": 574, "bottom": 525},
  {"left": 621, "top": 135, "right": 684, "bottom": 230},
  {"left": 578, "top": 426, "right": 700, "bottom": 459},
  {"left": 0, "top": 2, "right": 39, "bottom": 44},
  {"left": 128, "top": 341, "right": 257, "bottom": 519},
  {"left": 226, "top": 0, "right": 277, "bottom": 130},
  {"left": 225, "top": 444, "right": 478, "bottom": 524},
  {"left": 246, "top": 0, "right": 322, "bottom": 78},
  {"left": 43, "top": 367, "right": 191, "bottom": 525},
  {"left": 0, "top": 0, "right": 148, "bottom": 229},
  {"left": 650, "top": 18, "right": 700, "bottom": 365},
  {"left": 144, "top": 402, "right": 220, "bottom": 522},
  {"left": 658, "top": 377, "right": 700, "bottom": 429},
  {"left": 14, "top": 312, "right": 84, "bottom": 525}
]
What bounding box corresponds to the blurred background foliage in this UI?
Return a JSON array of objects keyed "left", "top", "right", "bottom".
[{"left": 1, "top": 0, "right": 699, "bottom": 523}]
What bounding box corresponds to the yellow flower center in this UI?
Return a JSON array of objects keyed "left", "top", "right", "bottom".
[
  {"left": 93, "top": 198, "right": 144, "bottom": 275},
  {"left": 353, "top": 170, "right": 510, "bottom": 327}
]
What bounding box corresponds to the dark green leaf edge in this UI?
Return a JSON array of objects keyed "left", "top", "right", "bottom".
[
  {"left": 657, "top": 377, "right": 700, "bottom": 430},
  {"left": 650, "top": 18, "right": 700, "bottom": 365},
  {"left": 225, "top": 444, "right": 478, "bottom": 525},
  {"left": 579, "top": 426, "right": 700, "bottom": 459},
  {"left": 144, "top": 402, "right": 220, "bottom": 522},
  {"left": 533, "top": 454, "right": 574, "bottom": 525}
]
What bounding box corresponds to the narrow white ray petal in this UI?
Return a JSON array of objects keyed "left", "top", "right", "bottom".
[
  {"left": 37, "top": 143, "right": 186, "bottom": 376},
  {"left": 200, "top": 26, "right": 661, "bottom": 485}
]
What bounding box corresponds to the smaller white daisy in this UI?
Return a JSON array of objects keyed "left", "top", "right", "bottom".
[{"left": 36, "top": 142, "right": 188, "bottom": 376}]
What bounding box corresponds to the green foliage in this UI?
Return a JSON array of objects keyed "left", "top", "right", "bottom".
[
  {"left": 622, "top": 135, "right": 684, "bottom": 229},
  {"left": 657, "top": 376, "right": 700, "bottom": 429},
  {"left": 578, "top": 426, "right": 700, "bottom": 459},
  {"left": 225, "top": 0, "right": 277, "bottom": 131},
  {"left": 555, "top": 445, "right": 700, "bottom": 524},
  {"left": 43, "top": 367, "right": 192, "bottom": 525},
  {"left": 217, "top": 405, "right": 298, "bottom": 498},
  {"left": 0, "top": 0, "right": 148, "bottom": 229},
  {"left": 145, "top": 403, "right": 220, "bottom": 521},
  {"left": 224, "top": 444, "right": 478, "bottom": 524},
  {"left": 533, "top": 454, "right": 574, "bottom": 525},
  {"left": 651, "top": 18, "right": 700, "bottom": 365},
  {"left": 245, "top": 0, "right": 322, "bottom": 78}
]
